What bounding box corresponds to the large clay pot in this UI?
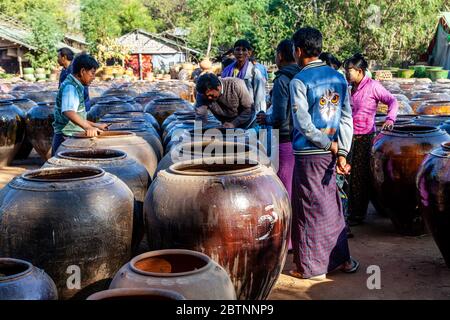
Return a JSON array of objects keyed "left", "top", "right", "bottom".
[
  {"left": 412, "top": 115, "right": 450, "bottom": 127},
  {"left": 0, "top": 101, "right": 26, "bottom": 166},
  {"left": 102, "top": 111, "right": 160, "bottom": 132},
  {"left": 0, "top": 167, "right": 134, "bottom": 299},
  {"left": 162, "top": 120, "right": 222, "bottom": 147},
  {"left": 44, "top": 149, "right": 150, "bottom": 253},
  {"left": 0, "top": 258, "right": 58, "bottom": 300},
  {"left": 440, "top": 120, "right": 450, "bottom": 134},
  {"left": 25, "top": 102, "right": 54, "bottom": 160},
  {"left": 417, "top": 142, "right": 450, "bottom": 267},
  {"left": 87, "top": 100, "right": 142, "bottom": 122},
  {"left": 58, "top": 131, "right": 158, "bottom": 177},
  {"left": 416, "top": 100, "right": 450, "bottom": 115},
  {"left": 371, "top": 125, "right": 450, "bottom": 235},
  {"left": 155, "top": 140, "right": 268, "bottom": 178},
  {"left": 134, "top": 91, "right": 177, "bottom": 108},
  {"left": 109, "top": 249, "right": 236, "bottom": 300},
  {"left": 102, "top": 87, "right": 139, "bottom": 98},
  {"left": 144, "top": 98, "right": 193, "bottom": 125},
  {"left": 87, "top": 288, "right": 185, "bottom": 300},
  {"left": 8, "top": 99, "right": 38, "bottom": 160},
  {"left": 145, "top": 160, "right": 291, "bottom": 299},
  {"left": 22, "top": 91, "right": 57, "bottom": 103},
  {"left": 6, "top": 98, "right": 37, "bottom": 112}
]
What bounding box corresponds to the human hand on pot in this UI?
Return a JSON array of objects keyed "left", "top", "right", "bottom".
[
  {"left": 85, "top": 126, "right": 103, "bottom": 137},
  {"left": 94, "top": 123, "right": 110, "bottom": 131},
  {"left": 382, "top": 119, "right": 394, "bottom": 131}
]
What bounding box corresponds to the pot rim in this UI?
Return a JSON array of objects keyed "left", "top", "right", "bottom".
[
  {"left": 382, "top": 125, "right": 443, "bottom": 136},
  {"left": 129, "top": 249, "right": 213, "bottom": 278},
  {"left": 0, "top": 101, "right": 13, "bottom": 106},
  {"left": 442, "top": 141, "right": 450, "bottom": 151},
  {"left": 56, "top": 149, "right": 127, "bottom": 161},
  {"left": 167, "top": 157, "right": 262, "bottom": 176},
  {"left": 0, "top": 258, "right": 33, "bottom": 282},
  {"left": 86, "top": 288, "right": 186, "bottom": 300},
  {"left": 21, "top": 166, "right": 105, "bottom": 182},
  {"left": 173, "top": 140, "right": 257, "bottom": 158},
  {"left": 71, "top": 131, "right": 136, "bottom": 139}
]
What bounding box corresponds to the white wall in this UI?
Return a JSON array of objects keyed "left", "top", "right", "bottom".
[{"left": 151, "top": 53, "right": 186, "bottom": 72}]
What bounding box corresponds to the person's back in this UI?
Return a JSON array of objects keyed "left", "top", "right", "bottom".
[{"left": 291, "top": 62, "right": 351, "bottom": 157}]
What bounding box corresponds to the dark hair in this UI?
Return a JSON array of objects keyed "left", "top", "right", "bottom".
[
  {"left": 72, "top": 54, "right": 99, "bottom": 75},
  {"left": 276, "top": 39, "right": 295, "bottom": 63},
  {"left": 319, "top": 52, "right": 341, "bottom": 70},
  {"left": 57, "top": 47, "right": 74, "bottom": 61},
  {"left": 343, "top": 53, "right": 368, "bottom": 72},
  {"left": 292, "top": 27, "right": 322, "bottom": 58},
  {"left": 233, "top": 39, "right": 253, "bottom": 51},
  {"left": 196, "top": 73, "right": 221, "bottom": 94}
]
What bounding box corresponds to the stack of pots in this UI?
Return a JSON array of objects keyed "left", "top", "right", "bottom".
[
  {"left": 0, "top": 100, "right": 26, "bottom": 166},
  {"left": 145, "top": 159, "right": 291, "bottom": 299},
  {"left": 0, "top": 166, "right": 134, "bottom": 299},
  {"left": 371, "top": 125, "right": 450, "bottom": 235},
  {"left": 87, "top": 99, "right": 142, "bottom": 122},
  {"left": 44, "top": 149, "right": 151, "bottom": 254},
  {"left": 417, "top": 142, "right": 450, "bottom": 267}
]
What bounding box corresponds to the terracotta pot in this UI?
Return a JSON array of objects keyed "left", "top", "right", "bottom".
[
  {"left": 417, "top": 142, "right": 450, "bottom": 267},
  {"left": 102, "top": 111, "right": 160, "bottom": 132},
  {"left": 87, "top": 288, "right": 185, "bottom": 300},
  {"left": 21, "top": 91, "right": 57, "bottom": 103},
  {"left": 109, "top": 249, "right": 236, "bottom": 300},
  {"left": 44, "top": 149, "right": 150, "bottom": 254},
  {"left": 58, "top": 131, "right": 158, "bottom": 177},
  {"left": 145, "top": 160, "right": 291, "bottom": 299},
  {"left": 371, "top": 125, "right": 450, "bottom": 235},
  {"left": 0, "top": 258, "right": 58, "bottom": 300},
  {"left": 161, "top": 110, "right": 196, "bottom": 131},
  {"left": 375, "top": 117, "right": 415, "bottom": 134},
  {"left": 144, "top": 98, "right": 193, "bottom": 125},
  {"left": 412, "top": 115, "right": 450, "bottom": 127},
  {"left": 87, "top": 100, "right": 142, "bottom": 122},
  {"left": 200, "top": 58, "right": 212, "bottom": 70},
  {"left": 162, "top": 120, "right": 222, "bottom": 147},
  {"left": 7, "top": 98, "right": 37, "bottom": 112},
  {"left": 25, "top": 102, "right": 55, "bottom": 160},
  {"left": 0, "top": 167, "right": 134, "bottom": 299},
  {"left": 0, "top": 101, "right": 26, "bottom": 166},
  {"left": 416, "top": 100, "right": 450, "bottom": 115}
]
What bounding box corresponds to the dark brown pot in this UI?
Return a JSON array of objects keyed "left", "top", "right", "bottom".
[
  {"left": 86, "top": 288, "right": 185, "bottom": 300},
  {"left": 417, "top": 142, "right": 450, "bottom": 267},
  {"left": 25, "top": 102, "right": 55, "bottom": 160},
  {"left": 371, "top": 125, "right": 450, "bottom": 235},
  {"left": 440, "top": 120, "right": 450, "bottom": 134},
  {"left": 44, "top": 149, "right": 151, "bottom": 254},
  {"left": 9, "top": 99, "right": 38, "bottom": 160},
  {"left": 0, "top": 258, "right": 58, "bottom": 300},
  {"left": 22, "top": 91, "right": 57, "bottom": 103},
  {"left": 134, "top": 91, "right": 177, "bottom": 107},
  {"left": 102, "top": 88, "right": 139, "bottom": 98},
  {"left": 87, "top": 100, "right": 142, "bottom": 122},
  {"left": 0, "top": 167, "right": 134, "bottom": 300},
  {"left": 144, "top": 98, "right": 193, "bottom": 126},
  {"left": 145, "top": 160, "right": 291, "bottom": 300},
  {"left": 58, "top": 131, "right": 158, "bottom": 177},
  {"left": 102, "top": 111, "right": 160, "bottom": 132},
  {"left": 412, "top": 115, "right": 450, "bottom": 127},
  {"left": 0, "top": 101, "right": 26, "bottom": 166}
]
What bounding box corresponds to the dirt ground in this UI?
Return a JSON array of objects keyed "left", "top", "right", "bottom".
[{"left": 1, "top": 152, "right": 449, "bottom": 300}]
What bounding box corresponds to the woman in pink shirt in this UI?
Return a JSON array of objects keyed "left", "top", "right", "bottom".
[{"left": 344, "top": 53, "right": 398, "bottom": 225}]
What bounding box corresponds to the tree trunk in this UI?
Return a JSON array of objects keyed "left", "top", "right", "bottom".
[{"left": 206, "top": 25, "right": 214, "bottom": 58}]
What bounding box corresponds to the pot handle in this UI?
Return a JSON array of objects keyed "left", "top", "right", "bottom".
[{"left": 256, "top": 204, "right": 279, "bottom": 241}]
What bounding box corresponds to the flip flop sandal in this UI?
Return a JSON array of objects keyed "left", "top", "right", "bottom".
[
  {"left": 289, "top": 270, "right": 326, "bottom": 281},
  {"left": 341, "top": 257, "right": 360, "bottom": 273}
]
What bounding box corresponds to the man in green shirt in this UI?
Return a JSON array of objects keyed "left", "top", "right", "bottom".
[{"left": 52, "top": 54, "right": 108, "bottom": 155}]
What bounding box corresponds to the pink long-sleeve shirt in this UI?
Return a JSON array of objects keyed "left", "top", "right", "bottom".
[{"left": 350, "top": 76, "right": 398, "bottom": 135}]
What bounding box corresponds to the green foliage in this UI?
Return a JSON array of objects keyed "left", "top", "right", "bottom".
[{"left": 24, "top": 8, "right": 63, "bottom": 70}]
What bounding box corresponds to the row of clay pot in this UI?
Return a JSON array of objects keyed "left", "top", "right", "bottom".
[{"left": 0, "top": 249, "right": 236, "bottom": 300}]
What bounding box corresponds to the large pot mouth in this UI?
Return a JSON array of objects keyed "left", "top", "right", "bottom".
[
  {"left": 6, "top": 98, "right": 31, "bottom": 103},
  {"left": 130, "top": 249, "right": 212, "bottom": 278},
  {"left": 22, "top": 166, "right": 105, "bottom": 182},
  {"left": 87, "top": 288, "right": 185, "bottom": 301},
  {"left": 0, "top": 258, "right": 32, "bottom": 282},
  {"left": 100, "top": 118, "right": 145, "bottom": 123},
  {"left": 0, "top": 101, "right": 13, "bottom": 106},
  {"left": 152, "top": 98, "right": 186, "bottom": 104},
  {"left": 168, "top": 158, "right": 261, "bottom": 176},
  {"left": 174, "top": 140, "right": 255, "bottom": 158},
  {"left": 188, "top": 127, "right": 247, "bottom": 137},
  {"left": 388, "top": 125, "right": 441, "bottom": 135},
  {"left": 96, "top": 100, "right": 132, "bottom": 106},
  {"left": 442, "top": 141, "right": 450, "bottom": 151},
  {"left": 72, "top": 131, "right": 136, "bottom": 139},
  {"left": 57, "top": 149, "right": 127, "bottom": 161}
]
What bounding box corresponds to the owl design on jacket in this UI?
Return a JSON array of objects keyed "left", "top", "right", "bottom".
[{"left": 318, "top": 89, "right": 340, "bottom": 122}]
